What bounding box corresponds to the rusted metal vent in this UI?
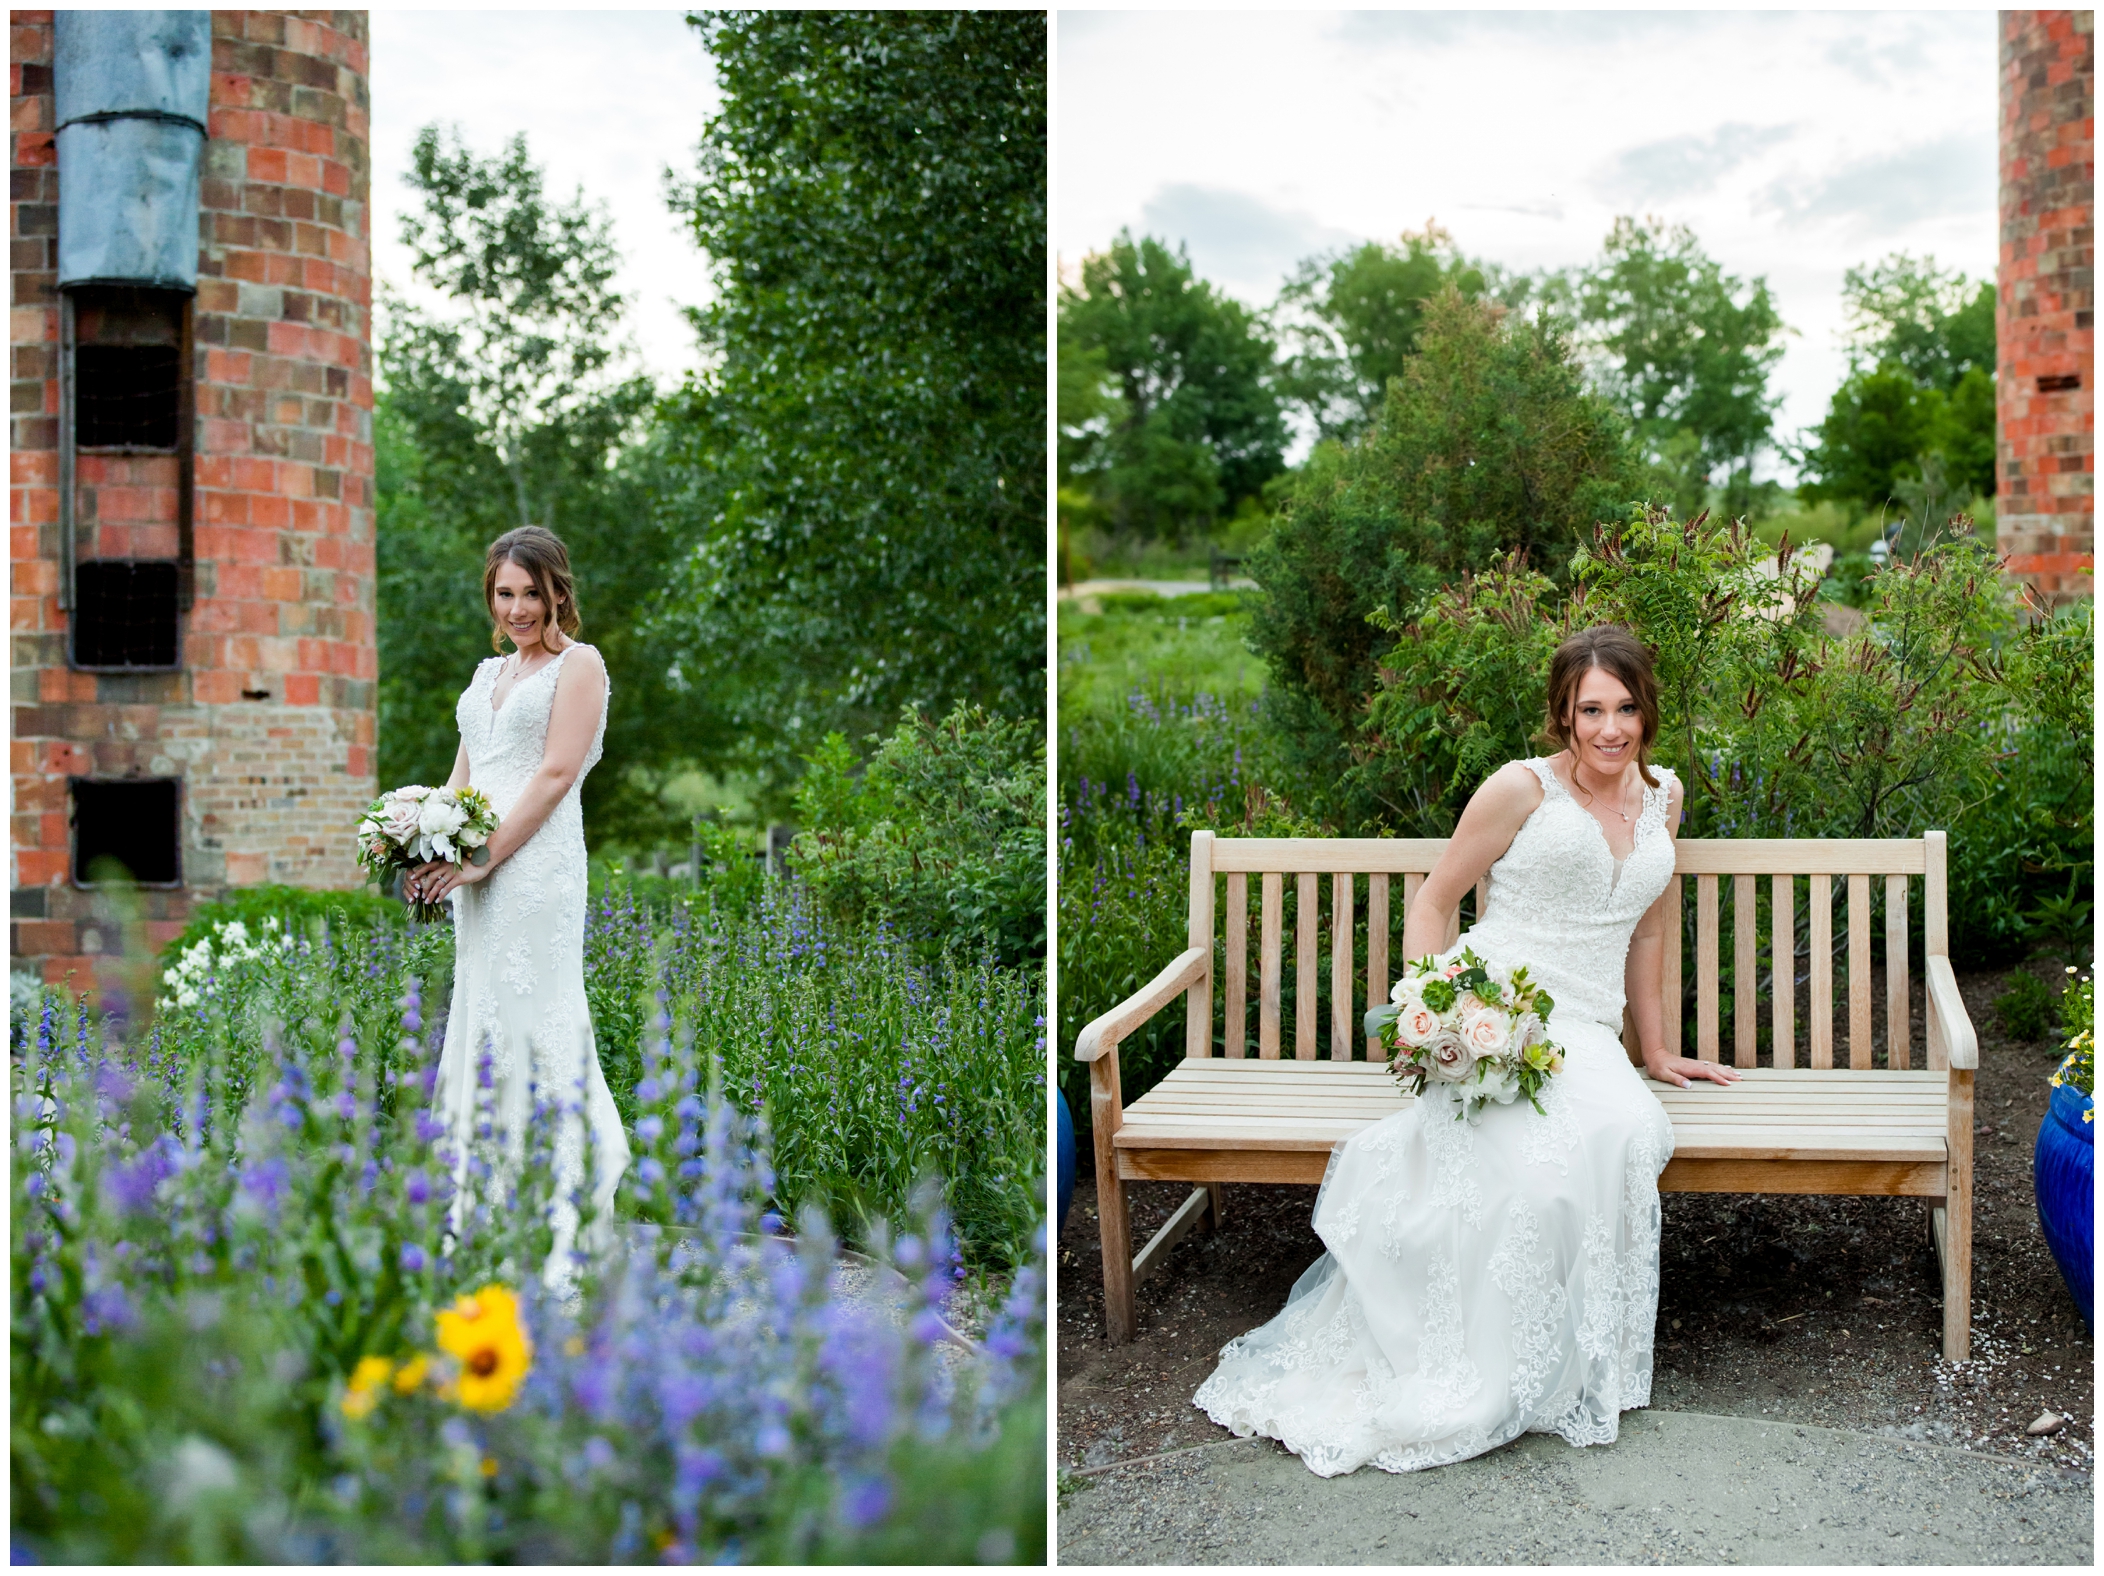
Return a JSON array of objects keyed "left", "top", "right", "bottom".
[
  {"left": 72, "top": 559, "right": 181, "bottom": 668},
  {"left": 75, "top": 343, "right": 181, "bottom": 448},
  {"left": 71, "top": 776, "right": 182, "bottom": 886}
]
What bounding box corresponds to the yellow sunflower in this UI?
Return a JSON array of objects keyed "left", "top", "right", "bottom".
[{"left": 435, "top": 1284, "right": 532, "bottom": 1412}]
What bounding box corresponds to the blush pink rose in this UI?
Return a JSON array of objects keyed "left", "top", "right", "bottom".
[
  {"left": 1461, "top": 1007, "right": 1512, "bottom": 1057},
  {"left": 1393, "top": 1001, "right": 1442, "bottom": 1048}
]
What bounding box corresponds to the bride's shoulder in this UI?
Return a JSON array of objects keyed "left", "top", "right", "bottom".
[
  {"left": 1646, "top": 763, "right": 1684, "bottom": 829},
  {"left": 554, "top": 640, "right": 604, "bottom": 670},
  {"left": 1479, "top": 758, "right": 1552, "bottom": 809}
]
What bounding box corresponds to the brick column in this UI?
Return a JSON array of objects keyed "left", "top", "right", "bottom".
[
  {"left": 191, "top": 9, "right": 376, "bottom": 887},
  {"left": 1997, "top": 9, "right": 2095, "bottom": 607}
]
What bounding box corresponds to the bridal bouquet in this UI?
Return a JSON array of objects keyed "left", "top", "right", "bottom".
[
  {"left": 356, "top": 785, "right": 498, "bottom": 922},
  {"left": 1364, "top": 948, "right": 1564, "bottom": 1120}
]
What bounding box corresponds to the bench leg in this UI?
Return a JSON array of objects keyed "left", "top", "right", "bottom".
[
  {"left": 1204, "top": 1181, "right": 1226, "bottom": 1230},
  {"left": 1097, "top": 1161, "right": 1134, "bottom": 1344},
  {"left": 1088, "top": 1048, "right": 1135, "bottom": 1344},
  {"left": 1941, "top": 1069, "right": 1974, "bottom": 1362}
]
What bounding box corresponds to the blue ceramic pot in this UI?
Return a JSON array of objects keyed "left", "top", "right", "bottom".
[
  {"left": 1056, "top": 1089, "right": 1077, "bottom": 1233},
  {"left": 2033, "top": 1079, "right": 2094, "bottom": 1327}
]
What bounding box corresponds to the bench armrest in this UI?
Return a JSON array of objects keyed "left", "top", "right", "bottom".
[
  {"left": 1075, "top": 947, "right": 1208, "bottom": 1063},
  {"left": 1926, "top": 955, "right": 1978, "bottom": 1072}
]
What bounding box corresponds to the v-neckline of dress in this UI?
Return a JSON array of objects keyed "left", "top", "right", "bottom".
[
  {"left": 490, "top": 647, "right": 566, "bottom": 717},
  {"left": 1541, "top": 756, "right": 1645, "bottom": 866}
]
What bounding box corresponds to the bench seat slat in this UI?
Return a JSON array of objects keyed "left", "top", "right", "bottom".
[{"left": 1115, "top": 1065, "right": 1951, "bottom": 1168}]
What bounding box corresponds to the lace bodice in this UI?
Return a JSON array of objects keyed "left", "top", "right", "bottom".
[
  {"left": 456, "top": 644, "right": 607, "bottom": 819},
  {"left": 1460, "top": 757, "right": 1678, "bottom": 1033}
]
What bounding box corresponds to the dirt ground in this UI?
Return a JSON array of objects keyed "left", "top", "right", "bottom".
[{"left": 1056, "top": 958, "right": 2093, "bottom": 1493}]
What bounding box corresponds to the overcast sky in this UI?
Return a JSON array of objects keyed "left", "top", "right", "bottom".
[
  {"left": 1058, "top": 9, "right": 1999, "bottom": 475},
  {"left": 369, "top": 10, "right": 718, "bottom": 390}
]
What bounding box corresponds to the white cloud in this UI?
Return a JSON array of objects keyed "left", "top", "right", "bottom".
[
  {"left": 1058, "top": 9, "right": 1998, "bottom": 479},
  {"left": 1136, "top": 184, "right": 1355, "bottom": 302}
]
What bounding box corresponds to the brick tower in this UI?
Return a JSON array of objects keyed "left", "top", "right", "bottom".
[
  {"left": 11, "top": 10, "right": 377, "bottom": 991},
  {"left": 1996, "top": 9, "right": 2094, "bottom": 607}
]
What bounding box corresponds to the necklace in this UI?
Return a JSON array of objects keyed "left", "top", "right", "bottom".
[{"left": 1572, "top": 758, "right": 1639, "bottom": 822}]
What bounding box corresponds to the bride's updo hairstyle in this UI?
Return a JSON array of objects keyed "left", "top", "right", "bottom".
[
  {"left": 483, "top": 526, "right": 581, "bottom": 653},
  {"left": 1541, "top": 624, "right": 1660, "bottom": 788}
]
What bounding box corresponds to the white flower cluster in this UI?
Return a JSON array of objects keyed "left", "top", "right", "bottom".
[{"left": 157, "top": 916, "right": 296, "bottom": 1010}]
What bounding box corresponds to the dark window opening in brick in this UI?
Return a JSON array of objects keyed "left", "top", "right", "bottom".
[
  {"left": 2038, "top": 373, "right": 2082, "bottom": 394},
  {"left": 74, "top": 343, "right": 181, "bottom": 448},
  {"left": 69, "top": 286, "right": 186, "bottom": 451},
  {"left": 72, "top": 559, "right": 181, "bottom": 668},
  {"left": 72, "top": 777, "right": 181, "bottom": 886}
]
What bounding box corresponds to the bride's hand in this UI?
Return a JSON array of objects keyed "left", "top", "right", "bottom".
[
  {"left": 404, "top": 857, "right": 490, "bottom": 905},
  {"left": 1643, "top": 1053, "right": 1742, "bottom": 1089}
]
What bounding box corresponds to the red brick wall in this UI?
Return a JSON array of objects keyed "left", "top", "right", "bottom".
[
  {"left": 1997, "top": 9, "right": 2095, "bottom": 607},
  {"left": 10, "top": 10, "right": 377, "bottom": 988}
]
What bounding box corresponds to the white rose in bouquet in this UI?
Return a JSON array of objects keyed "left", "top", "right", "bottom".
[
  {"left": 1477, "top": 1059, "right": 1523, "bottom": 1105},
  {"left": 1424, "top": 1031, "right": 1477, "bottom": 1083},
  {"left": 418, "top": 795, "right": 468, "bottom": 840}
]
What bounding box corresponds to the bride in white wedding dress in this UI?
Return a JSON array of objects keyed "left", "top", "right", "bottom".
[
  {"left": 1195, "top": 625, "right": 1740, "bottom": 1477},
  {"left": 405, "top": 526, "right": 630, "bottom": 1287}
]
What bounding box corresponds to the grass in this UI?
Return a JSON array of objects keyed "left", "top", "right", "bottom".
[{"left": 1057, "top": 591, "right": 1263, "bottom": 719}]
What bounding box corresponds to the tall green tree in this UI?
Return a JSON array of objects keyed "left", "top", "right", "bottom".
[
  {"left": 1840, "top": 253, "right": 1996, "bottom": 391},
  {"left": 1798, "top": 254, "right": 1997, "bottom": 512},
  {"left": 377, "top": 129, "right": 719, "bottom": 846},
  {"left": 1246, "top": 288, "right": 1647, "bottom": 827},
  {"left": 653, "top": 9, "right": 1046, "bottom": 791},
  {"left": 1274, "top": 224, "right": 1493, "bottom": 443},
  {"left": 1058, "top": 232, "right": 1286, "bottom": 539},
  {"left": 1552, "top": 217, "right": 1787, "bottom": 520}
]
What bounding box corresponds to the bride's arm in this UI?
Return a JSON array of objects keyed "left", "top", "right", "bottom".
[
  {"left": 443, "top": 740, "right": 470, "bottom": 793},
  {"left": 1631, "top": 778, "right": 1739, "bottom": 1088},
  {"left": 1398, "top": 763, "right": 1542, "bottom": 963},
  {"left": 408, "top": 649, "right": 606, "bottom": 903}
]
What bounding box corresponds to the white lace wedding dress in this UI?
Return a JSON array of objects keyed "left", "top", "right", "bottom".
[
  {"left": 432, "top": 644, "right": 630, "bottom": 1284},
  {"left": 1194, "top": 757, "right": 1680, "bottom": 1476}
]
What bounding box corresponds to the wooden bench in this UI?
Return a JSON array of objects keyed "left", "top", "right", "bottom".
[{"left": 1076, "top": 831, "right": 1980, "bottom": 1359}]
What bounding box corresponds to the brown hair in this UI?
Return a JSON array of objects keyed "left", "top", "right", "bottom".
[
  {"left": 484, "top": 526, "right": 581, "bottom": 653},
  {"left": 1541, "top": 624, "right": 1660, "bottom": 788}
]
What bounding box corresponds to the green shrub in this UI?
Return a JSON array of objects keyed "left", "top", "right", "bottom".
[
  {"left": 1995, "top": 969, "right": 2060, "bottom": 1042},
  {"left": 1245, "top": 287, "right": 1647, "bottom": 827},
  {"left": 166, "top": 883, "right": 402, "bottom": 961},
  {"left": 790, "top": 704, "right": 1045, "bottom": 969}
]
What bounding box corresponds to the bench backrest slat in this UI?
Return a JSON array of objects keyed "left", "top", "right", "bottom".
[{"left": 1185, "top": 832, "right": 1950, "bottom": 1072}]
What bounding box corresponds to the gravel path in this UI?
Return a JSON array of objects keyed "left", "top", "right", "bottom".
[
  {"left": 1058, "top": 1409, "right": 2090, "bottom": 1565},
  {"left": 1057, "top": 958, "right": 2093, "bottom": 1560}
]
